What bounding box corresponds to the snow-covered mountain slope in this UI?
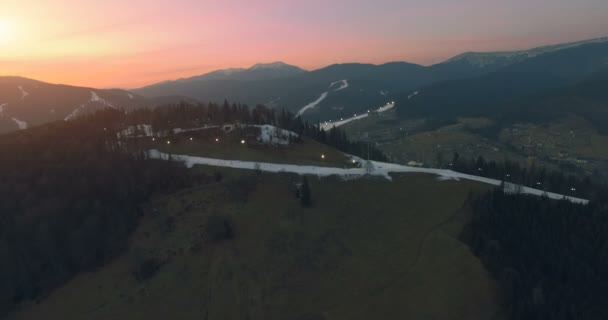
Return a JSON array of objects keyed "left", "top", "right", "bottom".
[
  {"left": 0, "top": 77, "right": 190, "bottom": 133},
  {"left": 443, "top": 36, "right": 608, "bottom": 69}
]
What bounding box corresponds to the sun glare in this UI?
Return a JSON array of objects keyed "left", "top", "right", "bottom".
[{"left": 0, "top": 18, "right": 14, "bottom": 44}]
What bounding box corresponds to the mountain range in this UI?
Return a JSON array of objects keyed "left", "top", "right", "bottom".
[
  {"left": 1, "top": 36, "right": 607, "bottom": 133},
  {"left": 133, "top": 36, "right": 608, "bottom": 123}
]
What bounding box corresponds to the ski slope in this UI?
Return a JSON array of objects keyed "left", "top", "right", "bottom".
[
  {"left": 147, "top": 149, "right": 589, "bottom": 205},
  {"left": 296, "top": 92, "right": 328, "bottom": 117},
  {"left": 320, "top": 102, "right": 395, "bottom": 131},
  {"left": 330, "top": 80, "right": 349, "bottom": 91}
]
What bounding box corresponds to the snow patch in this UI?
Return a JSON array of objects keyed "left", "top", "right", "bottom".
[
  {"left": 330, "top": 79, "right": 349, "bottom": 91},
  {"left": 17, "top": 86, "right": 29, "bottom": 99},
  {"left": 11, "top": 117, "right": 28, "bottom": 130},
  {"left": 379, "top": 90, "right": 388, "bottom": 96},
  {"left": 118, "top": 124, "right": 154, "bottom": 138},
  {"left": 255, "top": 124, "right": 299, "bottom": 145},
  {"left": 90, "top": 91, "right": 117, "bottom": 109},
  {"left": 407, "top": 91, "right": 419, "bottom": 100},
  {"left": 0, "top": 103, "right": 7, "bottom": 115},
  {"left": 296, "top": 92, "right": 328, "bottom": 117},
  {"left": 127, "top": 93, "right": 134, "bottom": 99},
  {"left": 65, "top": 92, "right": 117, "bottom": 121}
]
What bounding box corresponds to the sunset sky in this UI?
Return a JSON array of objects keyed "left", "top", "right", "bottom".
[{"left": 1, "top": 0, "right": 607, "bottom": 88}]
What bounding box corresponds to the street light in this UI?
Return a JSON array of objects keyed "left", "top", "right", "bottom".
[
  {"left": 152, "top": 138, "right": 156, "bottom": 141},
  {"left": 166, "top": 140, "right": 171, "bottom": 145},
  {"left": 215, "top": 138, "right": 219, "bottom": 142},
  {"left": 189, "top": 137, "right": 193, "bottom": 141},
  {"left": 321, "top": 154, "right": 325, "bottom": 159},
  {"left": 241, "top": 139, "right": 245, "bottom": 144}
]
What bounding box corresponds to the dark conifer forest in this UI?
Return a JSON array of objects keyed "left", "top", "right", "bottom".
[
  {"left": 0, "top": 111, "right": 195, "bottom": 315},
  {"left": 465, "top": 189, "right": 608, "bottom": 320}
]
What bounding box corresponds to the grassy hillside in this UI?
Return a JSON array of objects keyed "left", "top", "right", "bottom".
[
  {"left": 8, "top": 170, "right": 504, "bottom": 320},
  {"left": 137, "top": 128, "right": 359, "bottom": 168}
]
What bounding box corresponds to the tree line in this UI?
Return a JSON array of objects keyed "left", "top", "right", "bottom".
[
  {"left": 448, "top": 153, "right": 608, "bottom": 201},
  {"left": 121, "top": 100, "right": 388, "bottom": 161}
]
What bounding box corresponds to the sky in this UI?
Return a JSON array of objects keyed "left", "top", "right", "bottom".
[{"left": 1, "top": 0, "right": 607, "bottom": 88}]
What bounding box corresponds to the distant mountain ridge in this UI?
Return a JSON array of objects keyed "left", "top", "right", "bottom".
[
  {"left": 173, "top": 61, "right": 305, "bottom": 82},
  {"left": 0, "top": 77, "right": 194, "bottom": 133},
  {"left": 2, "top": 36, "right": 607, "bottom": 134},
  {"left": 444, "top": 36, "right": 608, "bottom": 69},
  {"left": 396, "top": 41, "right": 608, "bottom": 127},
  {"left": 133, "top": 36, "right": 608, "bottom": 123}
]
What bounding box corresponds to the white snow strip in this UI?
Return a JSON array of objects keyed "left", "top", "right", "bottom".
[
  {"left": 90, "top": 91, "right": 117, "bottom": 109},
  {"left": 147, "top": 150, "right": 589, "bottom": 205},
  {"left": 127, "top": 93, "right": 134, "bottom": 99},
  {"left": 330, "top": 79, "right": 349, "bottom": 91},
  {"left": 379, "top": 90, "right": 388, "bottom": 96},
  {"left": 0, "top": 103, "right": 7, "bottom": 115},
  {"left": 376, "top": 101, "right": 396, "bottom": 112},
  {"left": 296, "top": 92, "right": 328, "bottom": 117},
  {"left": 17, "top": 86, "right": 29, "bottom": 99},
  {"left": 11, "top": 117, "right": 28, "bottom": 130},
  {"left": 320, "top": 114, "right": 369, "bottom": 131},
  {"left": 172, "top": 125, "right": 220, "bottom": 134},
  {"left": 64, "top": 104, "right": 86, "bottom": 121},
  {"left": 407, "top": 91, "right": 419, "bottom": 100},
  {"left": 320, "top": 102, "right": 395, "bottom": 131}
]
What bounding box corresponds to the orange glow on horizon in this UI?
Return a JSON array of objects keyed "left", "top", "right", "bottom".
[{"left": 1, "top": 0, "right": 607, "bottom": 88}]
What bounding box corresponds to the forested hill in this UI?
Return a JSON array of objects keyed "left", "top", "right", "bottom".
[
  {"left": 0, "top": 102, "right": 386, "bottom": 317},
  {"left": 466, "top": 188, "right": 608, "bottom": 320},
  {"left": 0, "top": 112, "right": 194, "bottom": 317}
]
